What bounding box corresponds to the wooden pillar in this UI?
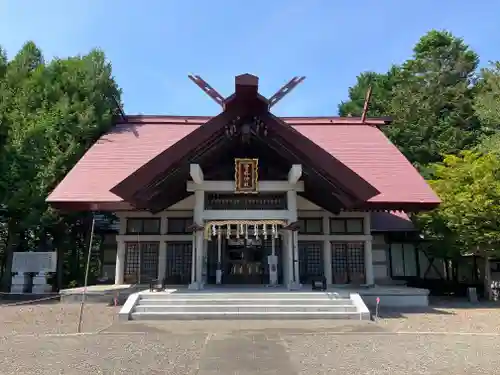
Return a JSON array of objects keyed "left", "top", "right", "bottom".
[
  {"left": 364, "top": 212, "right": 374, "bottom": 285},
  {"left": 322, "top": 213, "right": 332, "bottom": 285},
  {"left": 114, "top": 240, "right": 125, "bottom": 285},
  {"left": 190, "top": 189, "right": 204, "bottom": 290},
  {"left": 158, "top": 241, "right": 167, "bottom": 282},
  {"left": 287, "top": 189, "right": 300, "bottom": 289}
]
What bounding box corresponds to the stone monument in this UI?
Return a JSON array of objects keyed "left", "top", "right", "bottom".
[{"left": 11, "top": 252, "right": 57, "bottom": 294}]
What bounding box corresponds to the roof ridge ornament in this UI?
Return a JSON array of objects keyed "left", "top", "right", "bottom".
[
  {"left": 188, "top": 74, "right": 306, "bottom": 111},
  {"left": 188, "top": 74, "right": 226, "bottom": 108},
  {"left": 268, "top": 76, "right": 306, "bottom": 109}
]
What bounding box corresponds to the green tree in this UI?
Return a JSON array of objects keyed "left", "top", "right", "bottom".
[
  {"left": 338, "top": 68, "right": 399, "bottom": 118},
  {"left": 339, "top": 30, "right": 481, "bottom": 173},
  {"left": 394, "top": 31, "right": 479, "bottom": 167},
  {"left": 417, "top": 151, "right": 500, "bottom": 297},
  {"left": 474, "top": 61, "right": 500, "bottom": 131},
  {"left": 0, "top": 42, "right": 121, "bottom": 291}
]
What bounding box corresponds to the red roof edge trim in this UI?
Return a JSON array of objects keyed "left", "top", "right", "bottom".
[
  {"left": 48, "top": 201, "right": 134, "bottom": 212},
  {"left": 47, "top": 200, "right": 438, "bottom": 214},
  {"left": 361, "top": 201, "right": 439, "bottom": 212}
]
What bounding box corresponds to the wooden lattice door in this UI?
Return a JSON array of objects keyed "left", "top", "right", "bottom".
[
  {"left": 331, "top": 242, "right": 365, "bottom": 284},
  {"left": 165, "top": 242, "right": 193, "bottom": 284},
  {"left": 298, "top": 241, "right": 324, "bottom": 283},
  {"left": 124, "top": 242, "right": 159, "bottom": 284}
]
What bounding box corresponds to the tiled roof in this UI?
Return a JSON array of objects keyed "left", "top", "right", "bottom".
[{"left": 47, "top": 116, "right": 440, "bottom": 208}]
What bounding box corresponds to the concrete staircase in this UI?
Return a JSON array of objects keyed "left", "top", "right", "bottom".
[{"left": 119, "top": 291, "right": 371, "bottom": 321}]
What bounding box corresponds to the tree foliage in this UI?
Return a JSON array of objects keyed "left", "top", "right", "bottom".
[
  {"left": 339, "top": 30, "right": 481, "bottom": 173},
  {"left": 417, "top": 151, "right": 500, "bottom": 257},
  {"left": 474, "top": 61, "right": 500, "bottom": 130},
  {"left": 0, "top": 41, "right": 121, "bottom": 291},
  {"left": 340, "top": 30, "right": 500, "bottom": 263}
]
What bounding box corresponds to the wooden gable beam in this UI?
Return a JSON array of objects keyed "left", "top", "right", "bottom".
[
  {"left": 268, "top": 76, "right": 306, "bottom": 109},
  {"left": 188, "top": 74, "right": 225, "bottom": 108}
]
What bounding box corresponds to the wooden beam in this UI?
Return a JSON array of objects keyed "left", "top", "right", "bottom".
[
  {"left": 187, "top": 180, "right": 305, "bottom": 193},
  {"left": 268, "top": 76, "right": 306, "bottom": 109},
  {"left": 288, "top": 164, "right": 302, "bottom": 184},
  {"left": 189, "top": 164, "right": 204, "bottom": 184},
  {"left": 112, "top": 94, "right": 126, "bottom": 122},
  {"left": 360, "top": 86, "right": 373, "bottom": 123},
  {"left": 188, "top": 74, "right": 225, "bottom": 108}
]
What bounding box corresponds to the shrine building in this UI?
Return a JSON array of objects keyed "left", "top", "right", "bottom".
[{"left": 47, "top": 74, "right": 440, "bottom": 291}]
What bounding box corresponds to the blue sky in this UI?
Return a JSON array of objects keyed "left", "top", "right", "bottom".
[{"left": 1, "top": 0, "right": 499, "bottom": 116}]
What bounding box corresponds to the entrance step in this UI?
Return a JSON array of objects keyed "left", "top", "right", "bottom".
[
  {"left": 138, "top": 298, "right": 351, "bottom": 306},
  {"left": 130, "top": 311, "right": 366, "bottom": 320},
  {"left": 120, "top": 290, "right": 371, "bottom": 321},
  {"left": 133, "top": 304, "right": 358, "bottom": 313},
  {"left": 139, "top": 292, "right": 347, "bottom": 300}
]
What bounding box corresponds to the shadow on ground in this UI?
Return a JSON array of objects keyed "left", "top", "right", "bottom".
[
  {"left": 430, "top": 296, "right": 500, "bottom": 309},
  {"left": 372, "top": 307, "right": 454, "bottom": 319},
  {"left": 369, "top": 297, "right": 500, "bottom": 319}
]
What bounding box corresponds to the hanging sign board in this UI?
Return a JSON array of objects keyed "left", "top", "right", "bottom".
[{"left": 234, "top": 158, "right": 259, "bottom": 194}]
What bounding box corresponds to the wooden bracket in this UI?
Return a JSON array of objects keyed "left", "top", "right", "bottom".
[
  {"left": 189, "top": 164, "right": 204, "bottom": 184},
  {"left": 268, "top": 76, "right": 306, "bottom": 109},
  {"left": 188, "top": 74, "right": 225, "bottom": 108}
]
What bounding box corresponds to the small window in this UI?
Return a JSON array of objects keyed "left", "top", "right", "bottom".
[
  {"left": 143, "top": 219, "right": 161, "bottom": 234},
  {"left": 346, "top": 219, "right": 363, "bottom": 234},
  {"left": 167, "top": 218, "right": 193, "bottom": 234},
  {"left": 298, "top": 218, "right": 323, "bottom": 234},
  {"left": 126, "top": 219, "right": 143, "bottom": 234},
  {"left": 330, "top": 219, "right": 346, "bottom": 234},
  {"left": 126, "top": 218, "right": 161, "bottom": 234},
  {"left": 330, "top": 218, "right": 364, "bottom": 234}
]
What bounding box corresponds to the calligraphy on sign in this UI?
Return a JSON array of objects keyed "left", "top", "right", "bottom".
[{"left": 234, "top": 158, "right": 259, "bottom": 194}]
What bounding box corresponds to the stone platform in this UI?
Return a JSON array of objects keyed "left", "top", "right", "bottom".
[
  {"left": 58, "top": 283, "right": 429, "bottom": 313},
  {"left": 59, "top": 284, "right": 141, "bottom": 304},
  {"left": 116, "top": 285, "right": 429, "bottom": 321}
]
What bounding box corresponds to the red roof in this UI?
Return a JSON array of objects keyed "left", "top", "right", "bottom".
[{"left": 47, "top": 115, "right": 440, "bottom": 210}]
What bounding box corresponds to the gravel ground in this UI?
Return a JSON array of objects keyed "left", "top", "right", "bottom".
[
  {"left": 0, "top": 300, "right": 499, "bottom": 374},
  {"left": 0, "top": 300, "right": 119, "bottom": 336},
  {"left": 376, "top": 302, "right": 500, "bottom": 334}
]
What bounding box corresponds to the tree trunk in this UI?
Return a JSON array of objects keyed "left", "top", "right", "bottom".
[
  {"left": 69, "top": 224, "right": 79, "bottom": 283},
  {"left": 483, "top": 250, "right": 491, "bottom": 301},
  {"left": 0, "top": 219, "right": 19, "bottom": 292},
  {"left": 51, "top": 221, "right": 67, "bottom": 292}
]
